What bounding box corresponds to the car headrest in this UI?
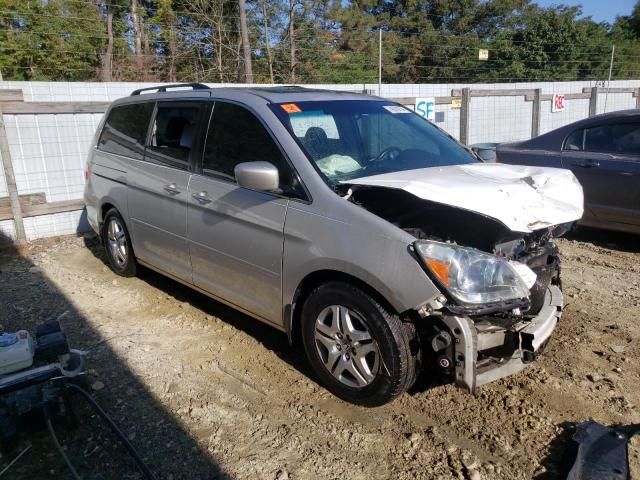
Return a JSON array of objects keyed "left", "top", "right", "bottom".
[
  {"left": 180, "top": 123, "right": 194, "bottom": 149},
  {"left": 304, "top": 127, "right": 328, "bottom": 143}
]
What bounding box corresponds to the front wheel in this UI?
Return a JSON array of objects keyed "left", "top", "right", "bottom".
[{"left": 300, "top": 282, "right": 416, "bottom": 406}]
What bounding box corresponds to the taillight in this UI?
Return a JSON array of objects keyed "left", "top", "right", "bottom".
[{"left": 84, "top": 165, "right": 90, "bottom": 182}]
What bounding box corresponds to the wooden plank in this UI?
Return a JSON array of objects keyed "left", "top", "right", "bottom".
[
  {"left": 0, "top": 89, "right": 24, "bottom": 102},
  {"left": 451, "top": 88, "right": 535, "bottom": 97},
  {"left": 23, "top": 199, "right": 84, "bottom": 217},
  {"left": 589, "top": 86, "right": 599, "bottom": 117},
  {"left": 0, "top": 199, "right": 84, "bottom": 221},
  {"left": 1, "top": 101, "right": 110, "bottom": 114},
  {"left": 582, "top": 87, "right": 637, "bottom": 94},
  {"left": 637, "top": 89, "right": 640, "bottom": 108},
  {"left": 460, "top": 88, "right": 470, "bottom": 145},
  {"left": 531, "top": 88, "right": 541, "bottom": 138},
  {"left": 389, "top": 96, "right": 453, "bottom": 105},
  {"left": 0, "top": 193, "right": 46, "bottom": 217},
  {"left": 0, "top": 192, "right": 46, "bottom": 208},
  {"left": 0, "top": 106, "right": 26, "bottom": 241}
]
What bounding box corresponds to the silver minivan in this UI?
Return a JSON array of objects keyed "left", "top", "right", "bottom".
[{"left": 84, "top": 84, "right": 584, "bottom": 406}]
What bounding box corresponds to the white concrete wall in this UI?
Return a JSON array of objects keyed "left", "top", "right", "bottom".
[{"left": 0, "top": 79, "right": 638, "bottom": 241}]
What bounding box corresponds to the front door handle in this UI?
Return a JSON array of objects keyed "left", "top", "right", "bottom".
[
  {"left": 164, "top": 183, "right": 181, "bottom": 195},
  {"left": 573, "top": 159, "right": 600, "bottom": 168},
  {"left": 192, "top": 191, "right": 212, "bottom": 204}
]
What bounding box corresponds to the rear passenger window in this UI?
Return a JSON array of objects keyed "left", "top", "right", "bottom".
[
  {"left": 584, "top": 123, "right": 640, "bottom": 155},
  {"left": 145, "top": 102, "right": 205, "bottom": 169},
  {"left": 98, "top": 103, "right": 154, "bottom": 159},
  {"left": 202, "top": 102, "right": 300, "bottom": 193}
]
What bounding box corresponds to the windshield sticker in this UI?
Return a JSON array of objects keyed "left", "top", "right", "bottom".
[
  {"left": 383, "top": 105, "right": 410, "bottom": 113},
  {"left": 281, "top": 103, "right": 302, "bottom": 113}
]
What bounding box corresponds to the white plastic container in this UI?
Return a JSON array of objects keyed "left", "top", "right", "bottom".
[{"left": 0, "top": 331, "right": 34, "bottom": 375}]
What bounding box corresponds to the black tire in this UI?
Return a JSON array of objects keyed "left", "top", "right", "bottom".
[
  {"left": 102, "top": 208, "right": 137, "bottom": 277},
  {"left": 300, "top": 281, "right": 416, "bottom": 407}
]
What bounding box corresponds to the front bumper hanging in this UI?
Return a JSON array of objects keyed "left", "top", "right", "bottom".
[{"left": 442, "top": 285, "right": 564, "bottom": 392}]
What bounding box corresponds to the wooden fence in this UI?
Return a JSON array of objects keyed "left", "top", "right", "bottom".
[{"left": 0, "top": 89, "right": 107, "bottom": 242}]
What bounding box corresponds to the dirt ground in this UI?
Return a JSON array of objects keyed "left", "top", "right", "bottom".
[{"left": 0, "top": 227, "right": 638, "bottom": 480}]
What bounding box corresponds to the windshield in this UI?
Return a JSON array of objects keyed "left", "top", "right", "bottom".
[{"left": 270, "top": 100, "right": 478, "bottom": 186}]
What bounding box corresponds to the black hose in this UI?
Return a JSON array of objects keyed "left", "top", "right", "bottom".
[
  {"left": 45, "top": 417, "right": 83, "bottom": 480},
  {"left": 67, "top": 383, "right": 157, "bottom": 480}
]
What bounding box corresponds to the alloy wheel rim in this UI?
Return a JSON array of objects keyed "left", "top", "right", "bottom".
[
  {"left": 107, "top": 218, "right": 128, "bottom": 268},
  {"left": 314, "top": 305, "right": 380, "bottom": 388}
]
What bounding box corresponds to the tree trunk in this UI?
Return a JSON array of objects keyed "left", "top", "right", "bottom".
[
  {"left": 101, "top": 10, "right": 113, "bottom": 81},
  {"left": 168, "top": 24, "right": 177, "bottom": 82},
  {"left": 131, "top": 0, "right": 143, "bottom": 69},
  {"left": 261, "top": 0, "right": 274, "bottom": 84},
  {"left": 217, "top": 27, "right": 224, "bottom": 82},
  {"left": 289, "top": 0, "right": 296, "bottom": 83},
  {"left": 238, "top": 0, "right": 253, "bottom": 83}
]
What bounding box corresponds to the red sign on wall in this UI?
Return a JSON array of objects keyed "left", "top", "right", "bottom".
[{"left": 552, "top": 94, "right": 566, "bottom": 113}]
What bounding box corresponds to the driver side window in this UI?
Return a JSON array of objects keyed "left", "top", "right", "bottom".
[{"left": 203, "top": 101, "right": 304, "bottom": 197}]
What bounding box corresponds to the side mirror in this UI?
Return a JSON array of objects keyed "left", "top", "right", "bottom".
[
  {"left": 234, "top": 161, "right": 279, "bottom": 192},
  {"left": 470, "top": 143, "right": 499, "bottom": 162}
]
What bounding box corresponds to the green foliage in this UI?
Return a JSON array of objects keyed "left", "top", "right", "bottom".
[
  {"left": 0, "top": 0, "right": 103, "bottom": 80},
  {"left": 0, "top": 0, "right": 639, "bottom": 83}
]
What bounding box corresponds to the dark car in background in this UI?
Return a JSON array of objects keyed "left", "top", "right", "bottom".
[{"left": 492, "top": 110, "right": 640, "bottom": 234}]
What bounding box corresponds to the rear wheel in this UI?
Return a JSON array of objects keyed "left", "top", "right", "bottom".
[
  {"left": 301, "top": 281, "right": 416, "bottom": 406},
  {"left": 102, "top": 208, "right": 136, "bottom": 277}
]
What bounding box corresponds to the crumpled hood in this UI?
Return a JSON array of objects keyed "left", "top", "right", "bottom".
[{"left": 343, "top": 163, "right": 584, "bottom": 233}]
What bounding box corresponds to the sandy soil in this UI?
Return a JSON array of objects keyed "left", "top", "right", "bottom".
[{"left": 0, "top": 228, "right": 638, "bottom": 480}]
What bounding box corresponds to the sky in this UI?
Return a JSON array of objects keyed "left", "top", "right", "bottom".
[{"left": 535, "top": 0, "right": 636, "bottom": 23}]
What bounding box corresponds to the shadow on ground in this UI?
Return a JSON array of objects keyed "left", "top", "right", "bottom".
[
  {"left": 533, "top": 421, "right": 578, "bottom": 479},
  {"left": 567, "top": 226, "right": 640, "bottom": 253},
  {"left": 83, "top": 233, "right": 445, "bottom": 398},
  {"left": 0, "top": 231, "right": 228, "bottom": 479}
]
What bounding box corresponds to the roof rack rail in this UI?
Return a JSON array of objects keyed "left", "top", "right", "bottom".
[{"left": 130, "top": 83, "right": 210, "bottom": 96}]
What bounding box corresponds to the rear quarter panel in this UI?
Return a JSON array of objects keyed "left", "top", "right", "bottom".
[
  {"left": 497, "top": 146, "right": 563, "bottom": 168},
  {"left": 85, "top": 149, "right": 131, "bottom": 235}
]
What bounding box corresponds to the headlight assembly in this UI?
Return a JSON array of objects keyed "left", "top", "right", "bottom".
[{"left": 414, "top": 240, "right": 530, "bottom": 305}]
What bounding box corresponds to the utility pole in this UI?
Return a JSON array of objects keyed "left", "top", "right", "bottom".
[
  {"left": 604, "top": 45, "right": 615, "bottom": 113},
  {"left": 378, "top": 28, "right": 382, "bottom": 96}
]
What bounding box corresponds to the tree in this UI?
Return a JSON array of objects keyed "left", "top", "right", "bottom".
[
  {"left": 0, "top": 0, "right": 103, "bottom": 80},
  {"left": 1, "top": 0, "right": 639, "bottom": 83}
]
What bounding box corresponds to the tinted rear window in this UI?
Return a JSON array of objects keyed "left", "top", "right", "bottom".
[
  {"left": 584, "top": 123, "right": 640, "bottom": 155},
  {"left": 98, "top": 103, "right": 154, "bottom": 159},
  {"left": 145, "top": 102, "right": 205, "bottom": 170}
]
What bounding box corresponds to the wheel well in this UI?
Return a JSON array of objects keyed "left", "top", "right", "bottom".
[
  {"left": 100, "top": 203, "right": 116, "bottom": 228},
  {"left": 289, "top": 270, "right": 399, "bottom": 346}
]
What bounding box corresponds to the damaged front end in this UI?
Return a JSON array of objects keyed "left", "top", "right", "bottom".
[
  {"left": 411, "top": 231, "right": 565, "bottom": 392},
  {"left": 341, "top": 169, "right": 581, "bottom": 391}
]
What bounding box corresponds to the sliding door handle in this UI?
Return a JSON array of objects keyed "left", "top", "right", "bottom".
[
  {"left": 163, "top": 183, "right": 181, "bottom": 195},
  {"left": 192, "top": 191, "right": 212, "bottom": 204}
]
